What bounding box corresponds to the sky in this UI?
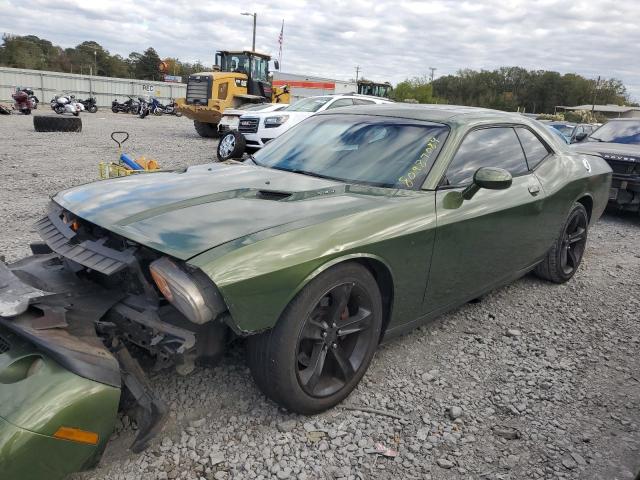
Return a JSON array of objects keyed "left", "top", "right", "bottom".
[{"left": 1, "top": 0, "right": 639, "bottom": 101}]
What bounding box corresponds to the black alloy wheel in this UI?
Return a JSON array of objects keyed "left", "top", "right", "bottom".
[
  {"left": 560, "top": 208, "right": 588, "bottom": 275},
  {"left": 535, "top": 202, "right": 589, "bottom": 283},
  {"left": 296, "top": 282, "right": 376, "bottom": 398},
  {"left": 247, "top": 263, "right": 382, "bottom": 414}
]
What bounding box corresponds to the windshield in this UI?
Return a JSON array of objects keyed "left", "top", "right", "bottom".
[
  {"left": 219, "top": 53, "right": 269, "bottom": 82},
  {"left": 358, "top": 83, "right": 391, "bottom": 98},
  {"left": 588, "top": 120, "right": 640, "bottom": 144},
  {"left": 284, "top": 97, "right": 332, "bottom": 112},
  {"left": 550, "top": 124, "right": 574, "bottom": 136},
  {"left": 251, "top": 114, "right": 449, "bottom": 189}
]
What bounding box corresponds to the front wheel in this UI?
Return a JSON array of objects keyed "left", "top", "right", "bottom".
[
  {"left": 247, "top": 263, "right": 382, "bottom": 414},
  {"left": 217, "top": 131, "right": 246, "bottom": 161},
  {"left": 534, "top": 203, "right": 589, "bottom": 283},
  {"left": 89, "top": 105, "right": 98, "bottom": 113},
  {"left": 111, "top": 106, "right": 119, "bottom": 113}
]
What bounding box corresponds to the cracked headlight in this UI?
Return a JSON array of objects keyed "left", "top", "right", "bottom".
[
  {"left": 264, "top": 115, "right": 289, "bottom": 128},
  {"left": 149, "top": 257, "right": 220, "bottom": 324}
]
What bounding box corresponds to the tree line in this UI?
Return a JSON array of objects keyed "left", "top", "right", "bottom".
[
  {"left": 391, "top": 67, "right": 635, "bottom": 113},
  {"left": 0, "top": 34, "right": 208, "bottom": 80},
  {"left": 2, "top": 35, "right": 635, "bottom": 113}
]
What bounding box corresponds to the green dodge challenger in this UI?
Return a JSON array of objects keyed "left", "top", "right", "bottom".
[{"left": 0, "top": 105, "right": 611, "bottom": 479}]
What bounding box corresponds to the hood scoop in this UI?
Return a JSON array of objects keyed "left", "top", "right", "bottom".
[{"left": 255, "top": 190, "right": 293, "bottom": 201}]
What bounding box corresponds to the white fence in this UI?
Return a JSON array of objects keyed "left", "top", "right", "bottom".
[{"left": 0, "top": 67, "right": 186, "bottom": 107}]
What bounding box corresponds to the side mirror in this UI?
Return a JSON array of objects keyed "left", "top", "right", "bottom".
[
  {"left": 274, "top": 60, "right": 280, "bottom": 70},
  {"left": 462, "top": 167, "right": 512, "bottom": 200},
  {"left": 573, "top": 132, "right": 588, "bottom": 143}
]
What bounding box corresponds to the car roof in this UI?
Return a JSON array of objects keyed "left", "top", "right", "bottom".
[{"left": 314, "top": 103, "right": 529, "bottom": 124}]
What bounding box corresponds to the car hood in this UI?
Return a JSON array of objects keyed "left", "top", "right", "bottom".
[
  {"left": 571, "top": 141, "right": 640, "bottom": 161},
  {"left": 53, "top": 163, "right": 386, "bottom": 260}
]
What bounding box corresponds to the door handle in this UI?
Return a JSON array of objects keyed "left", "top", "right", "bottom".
[{"left": 528, "top": 185, "right": 541, "bottom": 196}]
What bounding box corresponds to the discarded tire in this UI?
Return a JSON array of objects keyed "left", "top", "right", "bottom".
[
  {"left": 33, "top": 115, "right": 82, "bottom": 132},
  {"left": 217, "top": 130, "right": 246, "bottom": 161}
]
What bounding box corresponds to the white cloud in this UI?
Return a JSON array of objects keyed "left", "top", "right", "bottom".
[{"left": 1, "top": 0, "right": 638, "bottom": 100}]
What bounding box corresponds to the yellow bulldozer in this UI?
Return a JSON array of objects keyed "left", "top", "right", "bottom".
[{"left": 175, "top": 50, "right": 290, "bottom": 138}]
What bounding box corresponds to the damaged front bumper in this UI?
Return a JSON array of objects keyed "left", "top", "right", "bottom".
[{"left": 0, "top": 254, "right": 169, "bottom": 479}]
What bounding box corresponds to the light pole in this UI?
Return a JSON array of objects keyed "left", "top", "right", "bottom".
[
  {"left": 94, "top": 51, "right": 97, "bottom": 76},
  {"left": 241, "top": 12, "right": 257, "bottom": 51}
]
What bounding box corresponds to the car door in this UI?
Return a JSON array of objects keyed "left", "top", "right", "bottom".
[{"left": 423, "top": 126, "right": 547, "bottom": 313}]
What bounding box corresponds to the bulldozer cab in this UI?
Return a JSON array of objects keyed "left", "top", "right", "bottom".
[
  {"left": 357, "top": 80, "right": 393, "bottom": 98},
  {"left": 215, "top": 51, "right": 272, "bottom": 99}
]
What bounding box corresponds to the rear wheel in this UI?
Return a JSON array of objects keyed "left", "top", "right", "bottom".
[
  {"left": 194, "top": 120, "right": 220, "bottom": 138},
  {"left": 247, "top": 263, "right": 382, "bottom": 414},
  {"left": 217, "top": 131, "right": 246, "bottom": 161},
  {"left": 535, "top": 203, "right": 588, "bottom": 283}
]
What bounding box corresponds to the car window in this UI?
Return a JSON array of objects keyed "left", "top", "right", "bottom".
[
  {"left": 515, "top": 127, "right": 550, "bottom": 169},
  {"left": 444, "top": 127, "right": 528, "bottom": 186},
  {"left": 325, "top": 98, "right": 354, "bottom": 110},
  {"left": 353, "top": 98, "right": 375, "bottom": 105}
]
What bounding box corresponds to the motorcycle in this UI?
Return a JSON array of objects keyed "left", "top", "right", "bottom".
[
  {"left": 50, "top": 94, "right": 84, "bottom": 116},
  {"left": 78, "top": 97, "right": 98, "bottom": 113},
  {"left": 163, "top": 98, "right": 182, "bottom": 117},
  {"left": 12, "top": 87, "right": 37, "bottom": 115},
  {"left": 111, "top": 96, "right": 139, "bottom": 114},
  {"left": 149, "top": 97, "right": 164, "bottom": 116},
  {"left": 138, "top": 96, "right": 150, "bottom": 119}
]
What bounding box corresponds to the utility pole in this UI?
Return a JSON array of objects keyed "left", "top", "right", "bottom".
[
  {"left": 241, "top": 12, "right": 257, "bottom": 51},
  {"left": 591, "top": 75, "right": 601, "bottom": 113},
  {"left": 355, "top": 65, "right": 361, "bottom": 83},
  {"left": 94, "top": 51, "right": 97, "bottom": 76},
  {"left": 429, "top": 67, "right": 437, "bottom": 83}
]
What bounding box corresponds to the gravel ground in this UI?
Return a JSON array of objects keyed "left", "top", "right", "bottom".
[{"left": 1, "top": 111, "right": 639, "bottom": 480}]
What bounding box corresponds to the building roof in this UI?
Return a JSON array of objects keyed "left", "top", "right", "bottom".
[{"left": 557, "top": 104, "right": 640, "bottom": 113}]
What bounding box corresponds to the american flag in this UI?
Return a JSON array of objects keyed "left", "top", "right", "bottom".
[{"left": 278, "top": 20, "right": 284, "bottom": 67}]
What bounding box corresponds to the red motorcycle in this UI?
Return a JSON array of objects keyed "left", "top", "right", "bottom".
[{"left": 12, "top": 88, "right": 37, "bottom": 115}]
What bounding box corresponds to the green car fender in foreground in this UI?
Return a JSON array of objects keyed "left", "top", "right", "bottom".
[{"left": 0, "top": 325, "right": 120, "bottom": 480}]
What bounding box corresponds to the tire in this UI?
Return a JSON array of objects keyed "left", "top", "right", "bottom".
[
  {"left": 22, "top": 109, "right": 31, "bottom": 115},
  {"left": 89, "top": 105, "right": 98, "bottom": 113},
  {"left": 33, "top": 115, "right": 82, "bottom": 132},
  {"left": 194, "top": 120, "right": 220, "bottom": 138},
  {"left": 247, "top": 263, "right": 383, "bottom": 414},
  {"left": 217, "top": 131, "right": 246, "bottom": 161},
  {"left": 73, "top": 111, "right": 79, "bottom": 117},
  {"left": 111, "top": 106, "right": 119, "bottom": 113},
  {"left": 534, "top": 203, "right": 589, "bottom": 283}
]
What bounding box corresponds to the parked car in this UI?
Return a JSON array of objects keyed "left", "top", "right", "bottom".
[
  {"left": 0, "top": 105, "right": 611, "bottom": 479},
  {"left": 219, "top": 103, "right": 289, "bottom": 134},
  {"left": 571, "top": 118, "right": 640, "bottom": 213},
  {"left": 237, "top": 94, "right": 392, "bottom": 150},
  {"left": 547, "top": 122, "right": 598, "bottom": 143}
]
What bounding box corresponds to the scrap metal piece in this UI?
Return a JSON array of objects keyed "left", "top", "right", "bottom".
[
  {"left": 0, "top": 262, "right": 50, "bottom": 317},
  {"left": 113, "top": 344, "right": 168, "bottom": 453}
]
